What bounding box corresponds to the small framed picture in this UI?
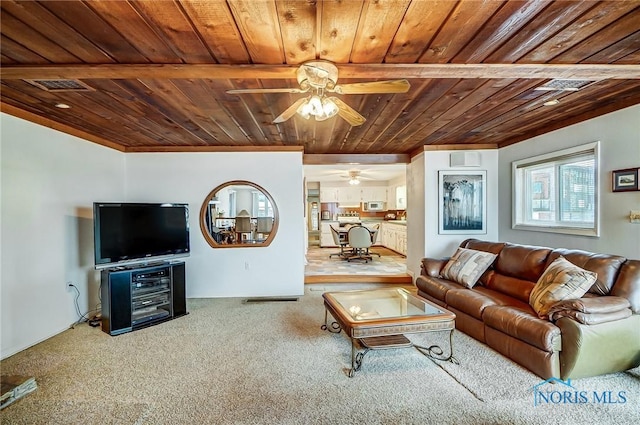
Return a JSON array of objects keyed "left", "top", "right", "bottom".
[{"left": 612, "top": 168, "right": 639, "bottom": 192}]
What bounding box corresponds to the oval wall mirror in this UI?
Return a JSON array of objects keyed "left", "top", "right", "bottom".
[{"left": 200, "top": 180, "right": 279, "bottom": 248}]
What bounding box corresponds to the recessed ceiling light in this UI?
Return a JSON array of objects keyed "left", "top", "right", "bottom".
[
  {"left": 543, "top": 99, "right": 560, "bottom": 106},
  {"left": 55, "top": 103, "right": 71, "bottom": 109}
]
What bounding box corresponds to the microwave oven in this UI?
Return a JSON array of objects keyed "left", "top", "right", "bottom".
[{"left": 364, "top": 201, "right": 385, "bottom": 211}]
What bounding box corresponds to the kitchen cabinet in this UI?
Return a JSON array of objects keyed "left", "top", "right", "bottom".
[
  {"left": 337, "top": 186, "right": 361, "bottom": 205},
  {"left": 386, "top": 187, "right": 396, "bottom": 210},
  {"left": 320, "top": 221, "right": 339, "bottom": 247},
  {"left": 320, "top": 187, "right": 339, "bottom": 203},
  {"left": 360, "top": 186, "right": 387, "bottom": 202},
  {"left": 321, "top": 185, "right": 388, "bottom": 205},
  {"left": 380, "top": 222, "right": 407, "bottom": 256}
]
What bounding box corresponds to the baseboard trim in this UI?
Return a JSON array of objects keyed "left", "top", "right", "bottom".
[{"left": 243, "top": 297, "right": 299, "bottom": 303}]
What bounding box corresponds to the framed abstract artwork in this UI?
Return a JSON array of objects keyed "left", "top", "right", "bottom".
[{"left": 439, "top": 170, "right": 487, "bottom": 234}]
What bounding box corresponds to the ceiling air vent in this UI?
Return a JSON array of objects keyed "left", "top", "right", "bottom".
[
  {"left": 24, "top": 79, "right": 94, "bottom": 92},
  {"left": 534, "top": 79, "right": 593, "bottom": 92}
]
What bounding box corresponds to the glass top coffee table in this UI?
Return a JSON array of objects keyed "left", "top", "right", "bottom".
[{"left": 321, "top": 287, "right": 458, "bottom": 377}]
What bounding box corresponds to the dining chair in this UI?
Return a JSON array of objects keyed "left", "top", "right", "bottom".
[
  {"left": 234, "top": 216, "right": 252, "bottom": 243},
  {"left": 329, "top": 225, "right": 351, "bottom": 259},
  {"left": 369, "top": 224, "right": 381, "bottom": 257},
  {"left": 256, "top": 217, "right": 273, "bottom": 241},
  {"left": 346, "top": 225, "right": 373, "bottom": 263}
]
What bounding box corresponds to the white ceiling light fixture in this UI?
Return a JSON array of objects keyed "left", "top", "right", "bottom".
[
  {"left": 348, "top": 171, "right": 361, "bottom": 185},
  {"left": 297, "top": 91, "right": 339, "bottom": 121}
]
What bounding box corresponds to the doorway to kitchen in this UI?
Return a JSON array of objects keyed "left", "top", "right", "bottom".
[{"left": 303, "top": 163, "right": 410, "bottom": 285}]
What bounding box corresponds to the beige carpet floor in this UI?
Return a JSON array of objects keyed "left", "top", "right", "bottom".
[{"left": 2, "top": 284, "right": 639, "bottom": 425}]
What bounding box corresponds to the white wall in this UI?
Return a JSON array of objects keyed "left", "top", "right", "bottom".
[
  {"left": 498, "top": 105, "right": 640, "bottom": 259},
  {"left": 1, "top": 113, "right": 125, "bottom": 358},
  {"left": 422, "top": 149, "right": 500, "bottom": 265},
  {"left": 406, "top": 154, "right": 425, "bottom": 278},
  {"left": 124, "top": 152, "right": 305, "bottom": 298},
  {"left": 1, "top": 114, "right": 305, "bottom": 359},
  {"left": 406, "top": 148, "right": 499, "bottom": 278}
]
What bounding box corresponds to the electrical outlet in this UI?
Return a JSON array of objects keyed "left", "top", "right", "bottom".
[
  {"left": 244, "top": 261, "right": 250, "bottom": 271},
  {"left": 630, "top": 210, "right": 640, "bottom": 224},
  {"left": 66, "top": 281, "right": 74, "bottom": 291}
]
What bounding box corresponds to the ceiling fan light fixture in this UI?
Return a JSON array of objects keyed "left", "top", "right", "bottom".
[
  {"left": 322, "top": 98, "right": 339, "bottom": 117},
  {"left": 296, "top": 95, "right": 339, "bottom": 121},
  {"left": 348, "top": 170, "right": 361, "bottom": 185}
]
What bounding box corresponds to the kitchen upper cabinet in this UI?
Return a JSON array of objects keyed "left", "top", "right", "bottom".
[
  {"left": 320, "top": 187, "right": 339, "bottom": 203},
  {"left": 337, "top": 186, "right": 361, "bottom": 205},
  {"left": 361, "top": 186, "right": 387, "bottom": 202},
  {"left": 387, "top": 187, "right": 396, "bottom": 209}
]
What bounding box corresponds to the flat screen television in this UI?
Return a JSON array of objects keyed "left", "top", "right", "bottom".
[{"left": 94, "top": 203, "right": 190, "bottom": 269}]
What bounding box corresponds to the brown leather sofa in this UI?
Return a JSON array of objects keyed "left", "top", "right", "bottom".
[{"left": 416, "top": 239, "right": 640, "bottom": 380}]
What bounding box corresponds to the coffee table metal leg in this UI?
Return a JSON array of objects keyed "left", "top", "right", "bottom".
[
  {"left": 414, "top": 329, "right": 459, "bottom": 364},
  {"left": 321, "top": 308, "right": 341, "bottom": 333},
  {"left": 348, "top": 338, "right": 370, "bottom": 377}
]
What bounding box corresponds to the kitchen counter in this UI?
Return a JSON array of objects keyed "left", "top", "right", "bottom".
[{"left": 384, "top": 220, "right": 407, "bottom": 225}]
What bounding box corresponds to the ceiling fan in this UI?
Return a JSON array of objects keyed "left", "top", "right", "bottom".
[
  {"left": 226, "top": 60, "right": 410, "bottom": 126},
  {"left": 346, "top": 170, "right": 363, "bottom": 185}
]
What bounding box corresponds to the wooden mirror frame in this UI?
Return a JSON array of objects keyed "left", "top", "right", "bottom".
[{"left": 200, "top": 180, "right": 279, "bottom": 248}]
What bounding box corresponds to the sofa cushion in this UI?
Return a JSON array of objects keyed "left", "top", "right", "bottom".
[
  {"left": 484, "top": 274, "right": 536, "bottom": 303},
  {"left": 546, "top": 249, "right": 626, "bottom": 295},
  {"left": 445, "top": 287, "right": 528, "bottom": 320},
  {"left": 441, "top": 248, "right": 497, "bottom": 288},
  {"left": 462, "top": 239, "right": 506, "bottom": 256},
  {"left": 546, "top": 296, "right": 630, "bottom": 314},
  {"left": 529, "top": 256, "right": 597, "bottom": 319},
  {"left": 549, "top": 308, "right": 632, "bottom": 325},
  {"left": 495, "top": 243, "right": 551, "bottom": 282},
  {"left": 483, "top": 305, "right": 562, "bottom": 352},
  {"left": 415, "top": 275, "right": 462, "bottom": 303}
]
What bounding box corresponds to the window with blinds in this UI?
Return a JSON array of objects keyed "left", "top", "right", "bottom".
[{"left": 512, "top": 142, "right": 599, "bottom": 237}]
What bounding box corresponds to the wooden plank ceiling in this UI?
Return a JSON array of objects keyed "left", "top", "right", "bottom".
[{"left": 1, "top": 0, "right": 639, "bottom": 156}]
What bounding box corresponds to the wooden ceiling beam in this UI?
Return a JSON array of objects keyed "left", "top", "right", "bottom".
[
  {"left": 2, "top": 63, "right": 640, "bottom": 80},
  {"left": 303, "top": 154, "right": 410, "bottom": 165}
]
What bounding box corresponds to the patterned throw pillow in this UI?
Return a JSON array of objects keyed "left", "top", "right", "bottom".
[
  {"left": 529, "top": 256, "right": 597, "bottom": 319},
  {"left": 441, "top": 248, "right": 497, "bottom": 288}
]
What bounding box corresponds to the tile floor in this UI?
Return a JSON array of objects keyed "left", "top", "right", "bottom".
[{"left": 304, "top": 245, "right": 407, "bottom": 276}]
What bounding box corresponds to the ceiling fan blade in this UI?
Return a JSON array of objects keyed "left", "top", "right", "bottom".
[
  {"left": 329, "top": 97, "right": 366, "bottom": 126},
  {"left": 227, "top": 87, "right": 308, "bottom": 94},
  {"left": 272, "top": 98, "right": 308, "bottom": 124},
  {"left": 332, "top": 79, "right": 410, "bottom": 95}
]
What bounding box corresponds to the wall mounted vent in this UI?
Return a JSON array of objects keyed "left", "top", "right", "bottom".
[
  {"left": 24, "top": 79, "right": 94, "bottom": 92},
  {"left": 534, "top": 79, "right": 593, "bottom": 92}
]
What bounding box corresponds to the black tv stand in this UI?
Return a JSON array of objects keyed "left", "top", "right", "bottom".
[{"left": 100, "top": 261, "right": 187, "bottom": 336}]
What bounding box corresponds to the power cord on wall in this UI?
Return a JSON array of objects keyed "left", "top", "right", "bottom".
[{"left": 68, "top": 283, "right": 102, "bottom": 329}]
